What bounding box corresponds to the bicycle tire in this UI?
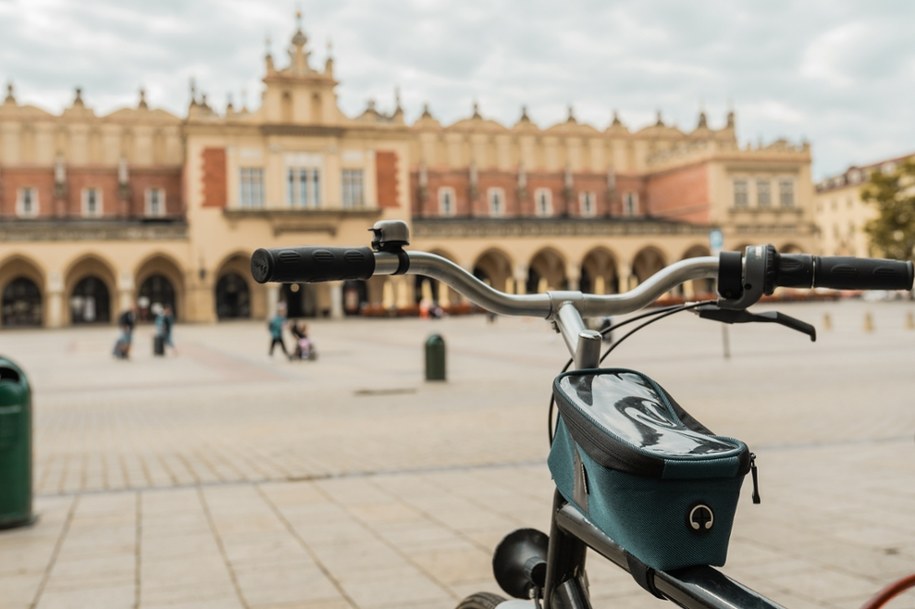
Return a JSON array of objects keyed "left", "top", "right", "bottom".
[
  {"left": 455, "top": 591, "right": 507, "bottom": 609},
  {"left": 860, "top": 573, "right": 915, "bottom": 609}
]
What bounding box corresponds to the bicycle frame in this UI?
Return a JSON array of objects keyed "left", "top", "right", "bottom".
[{"left": 544, "top": 492, "right": 784, "bottom": 609}]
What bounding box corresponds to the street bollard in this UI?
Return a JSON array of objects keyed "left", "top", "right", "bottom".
[
  {"left": 864, "top": 312, "right": 874, "bottom": 333},
  {"left": 0, "top": 357, "right": 34, "bottom": 529},
  {"left": 424, "top": 334, "right": 446, "bottom": 381}
]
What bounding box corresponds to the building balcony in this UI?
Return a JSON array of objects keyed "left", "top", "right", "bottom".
[
  {"left": 0, "top": 217, "right": 188, "bottom": 242},
  {"left": 222, "top": 204, "right": 384, "bottom": 236}
]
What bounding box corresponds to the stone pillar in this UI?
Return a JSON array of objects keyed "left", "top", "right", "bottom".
[
  {"left": 117, "top": 271, "right": 135, "bottom": 313},
  {"left": 329, "top": 282, "right": 344, "bottom": 319},
  {"left": 514, "top": 264, "right": 528, "bottom": 295},
  {"left": 46, "top": 272, "right": 64, "bottom": 328}
]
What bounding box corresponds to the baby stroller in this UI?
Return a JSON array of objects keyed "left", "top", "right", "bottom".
[{"left": 290, "top": 322, "right": 318, "bottom": 361}]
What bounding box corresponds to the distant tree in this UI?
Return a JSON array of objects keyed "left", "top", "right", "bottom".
[{"left": 862, "top": 159, "right": 915, "bottom": 260}]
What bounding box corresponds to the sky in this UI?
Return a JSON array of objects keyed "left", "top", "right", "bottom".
[{"left": 1, "top": 0, "right": 913, "bottom": 180}]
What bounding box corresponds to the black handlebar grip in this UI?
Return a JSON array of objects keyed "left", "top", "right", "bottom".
[
  {"left": 812, "top": 256, "right": 914, "bottom": 291},
  {"left": 250, "top": 246, "right": 375, "bottom": 284}
]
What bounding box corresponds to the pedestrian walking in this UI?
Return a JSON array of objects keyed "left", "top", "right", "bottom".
[
  {"left": 113, "top": 306, "right": 137, "bottom": 359},
  {"left": 268, "top": 305, "right": 291, "bottom": 359},
  {"left": 155, "top": 304, "right": 178, "bottom": 356}
]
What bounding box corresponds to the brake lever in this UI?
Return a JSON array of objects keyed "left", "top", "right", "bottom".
[{"left": 695, "top": 305, "right": 816, "bottom": 342}]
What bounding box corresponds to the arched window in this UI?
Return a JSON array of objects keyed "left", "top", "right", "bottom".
[
  {"left": 138, "top": 274, "right": 177, "bottom": 321},
  {"left": 2, "top": 277, "right": 42, "bottom": 327},
  {"left": 215, "top": 273, "right": 251, "bottom": 319},
  {"left": 70, "top": 276, "right": 111, "bottom": 324}
]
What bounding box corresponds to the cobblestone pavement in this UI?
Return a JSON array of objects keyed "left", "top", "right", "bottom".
[{"left": 0, "top": 299, "right": 913, "bottom": 609}]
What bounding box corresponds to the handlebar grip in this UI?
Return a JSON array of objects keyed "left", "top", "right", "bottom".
[
  {"left": 813, "top": 256, "right": 913, "bottom": 290},
  {"left": 777, "top": 254, "right": 914, "bottom": 290},
  {"left": 250, "top": 246, "right": 375, "bottom": 284}
]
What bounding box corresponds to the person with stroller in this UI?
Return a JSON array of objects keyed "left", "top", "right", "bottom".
[{"left": 290, "top": 321, "right": 317, "bottom": 361}]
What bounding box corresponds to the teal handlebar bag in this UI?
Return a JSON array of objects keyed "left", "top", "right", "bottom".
[{"left": 548, "top": 369, "right": 751, "bottom": 571}]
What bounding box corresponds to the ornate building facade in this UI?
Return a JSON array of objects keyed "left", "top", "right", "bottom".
[
  {"left": 814, "top": 153, "right": 914, "bottom": 257},
  {"left": 0, "top": 16, "right": 816, "bottom": 328}
]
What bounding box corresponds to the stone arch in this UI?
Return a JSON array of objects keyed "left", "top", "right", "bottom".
[
  {"left": 631, "top": 246, "right": 667, "bottom": 286},
  {"left": 472, "top": 248, "right": 514, "bottom": 293},
  {"left": 0, "top": 254, "right": 46, "bottom": 327},
  {"left": 135, "top": 253, "right": 185, "bottom": 321},
  {"left": 528, "top": 247, "right": 568, "bottom": 293},
  {"left": 214, "top": 252, "right": 254, "bottom": 320},
  {"left": 64, "top": 254, "right": 118, "bottom": 324},
  {"left": 580, "top": 247, "right": 620, "bottom": 294}
]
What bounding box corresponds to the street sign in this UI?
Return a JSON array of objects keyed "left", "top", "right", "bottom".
[{"left": 709, "top": 229, "right": 724, "bottom": 254}]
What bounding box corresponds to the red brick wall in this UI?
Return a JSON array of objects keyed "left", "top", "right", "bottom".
[
  {"left": 412, "top": 169, "right": 657, "bottom": 218},
  {"left": 129, "top": 169, "right": 183, "bottom": 216},
  {"left": 645, "top": 163, "right": 709, "bottom": 223},
  {"left": 66, "top": 169, "right": 119, "bottom": 217},
  {"left": 201, "top": 147, "right": 227, "bottom": 208},
  {"left": 476, "top": 172, "right": 517, "bottom": 216},
  {"left": 375, "top": 151, "right": 399, "bottom": 209},
  {"left": 0, "top": 168, "right": 55, "bottom": 218},
  {"left": 614, "top": 175, "right": 647, "bottom": 216}
]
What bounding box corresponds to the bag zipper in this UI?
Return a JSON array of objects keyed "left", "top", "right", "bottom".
[{"left": 750, "top": 453, "right": 761, "bottom": 504}]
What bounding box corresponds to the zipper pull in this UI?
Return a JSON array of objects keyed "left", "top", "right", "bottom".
[{"left": 750, "top": 453, "right": 761, "bottom": 504}]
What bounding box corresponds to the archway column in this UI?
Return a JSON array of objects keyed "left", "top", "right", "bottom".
[
  {"left": 266, "top": 283, "right": 280, "bottom": 319},
  {"left": 329, "top": 282, "right": 344, "bottom": 319},
  {"left": 185, "top": 271, "right": 216, "bottom": 323},
  {"left": 513, "top": 264, "right": 528, "bottom": 295},
  {"left": 118, "top": 272, "right": 135, "bottom": 314},
  {"left": 46, "top": 272, "right": 64, "bottom": 328}
]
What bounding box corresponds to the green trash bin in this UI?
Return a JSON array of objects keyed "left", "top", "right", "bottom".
[
  {"left": 424, "top": 334, "right": 446, "bottom": 381},
  {"left": 0, "top": 357, "right": 34, "bottom": 529}
]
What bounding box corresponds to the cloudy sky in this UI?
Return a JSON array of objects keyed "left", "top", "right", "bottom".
[{"left": 1, "top": 0, "right": 913, "bottom": 179}]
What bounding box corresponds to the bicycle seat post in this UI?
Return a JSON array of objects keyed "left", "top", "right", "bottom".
[{"left": 554, "top": 299, "right": 602, "bottom": 370}]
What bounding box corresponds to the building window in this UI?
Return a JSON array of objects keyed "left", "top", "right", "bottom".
[
  {"left": 623, "top": 192, "right": 639, "bottom": 216},
  {"left": 16, "top": 187, "right": 38, "bottom": 218},
  {"left": 439, "top": 187, "right": 456, "bottom": 216},
  {"left": 756, "top": 179, "right": 771, "bottom": 207},
  {"left": 342, "top": 169, "right": 364, "bottom": 209},
  {"left": 81, "top": 188, "right": 102, "bottom": 217},
  {"left": 733, "top": 179, "right": 748, "bottom": 208},
  {"left": 488, "top": 187, "right": 504, "bottom": 217},
  {"left": 287, "top": 167, "right": 321, "bottom": 208},
  {"left": 779, "top": 179, "right": 795, "bottom": 207},
  {"left": 239, "top": 168, "right": 264, "bottom": 208},
  {"left": 534, "top": 188, "right": 552, "bottom": 216},
  {"left": 145, "top": 188, "right": 166, "bottom": 217},
  {"left": 579, "top": 191, "right": 596, "bottom": 217}
]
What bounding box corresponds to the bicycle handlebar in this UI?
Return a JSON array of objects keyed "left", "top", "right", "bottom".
[
  {"left": 251, "top": 229, "right": 914, "bottom": 318},
  {"left": 776, "top": 253, "right": 913, "bottom": 290},
  {"left": 251, "top": 246, "right": 376, "bottom": 284}
]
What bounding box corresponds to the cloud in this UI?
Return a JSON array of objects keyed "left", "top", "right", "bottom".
[{"left": 1, "top": 0, "right": 914, "bottom": 178}]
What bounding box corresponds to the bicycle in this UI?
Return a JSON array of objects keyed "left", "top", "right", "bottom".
[{"left": 251, "top": 220, "right": 915, "bottom": 609}]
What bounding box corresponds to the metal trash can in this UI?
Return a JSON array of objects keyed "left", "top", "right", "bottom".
[
  {"left": 424, "top": 334, "right": 446, "bottom": 381},
  {"left": 0, "top": 357, "right": 34, "bottom": 529}
]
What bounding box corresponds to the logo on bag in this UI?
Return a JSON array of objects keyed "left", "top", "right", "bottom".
[{"left": 688, "top": 504, "right": 714, "bottom": 534}]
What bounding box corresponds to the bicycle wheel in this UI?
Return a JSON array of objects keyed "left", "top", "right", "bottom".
[
  {"left": 860, "top": 573, "right": 915, "bottom": 609},
  {"left": 455, "top": 591, "right": 507, "bottom": 609}
]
